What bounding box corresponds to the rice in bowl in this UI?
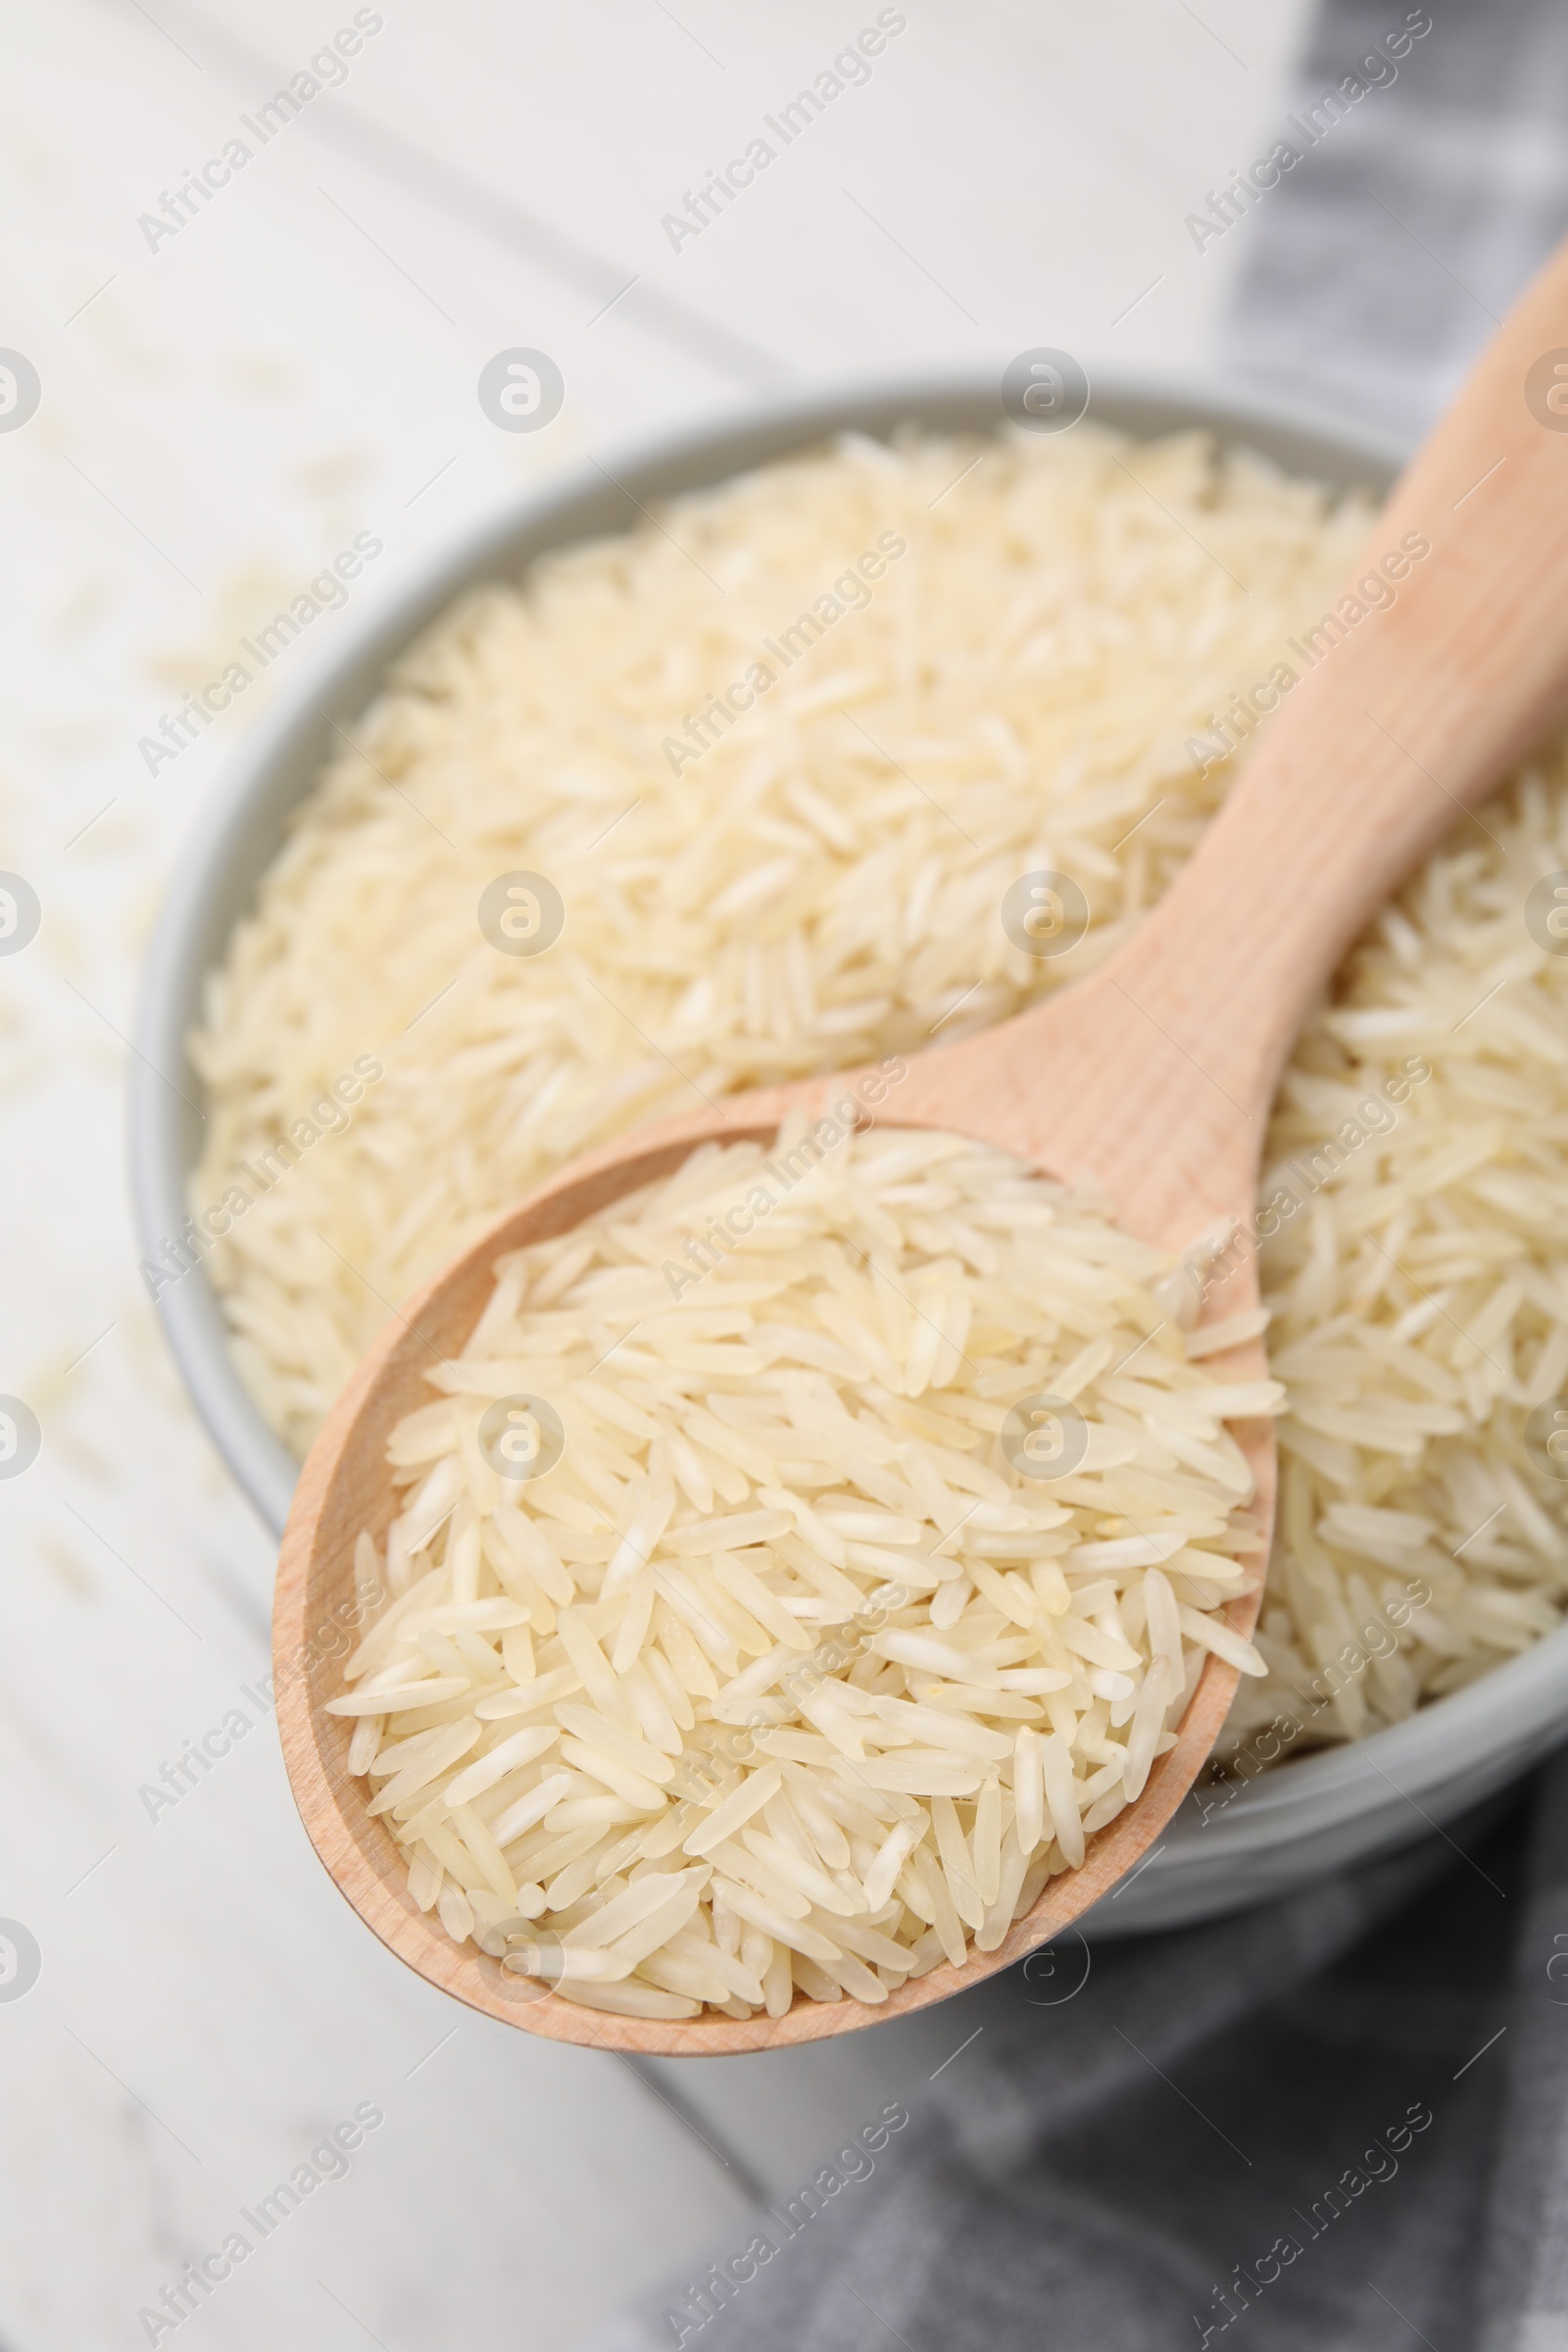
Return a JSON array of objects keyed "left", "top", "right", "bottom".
[{"left": 187, "top": 421, "right": 1568, "bottom": 1763}]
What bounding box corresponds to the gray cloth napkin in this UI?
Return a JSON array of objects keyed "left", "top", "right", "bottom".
[
  {"left": 583, "top": 6, "right": 1568, "bottom": 2345},
  {"left": 1222, "top": 0, "right": 1568, "bottom": 433},
  {"left": 584, "top": 1784, "right": 1564, "bottom": 2352},
  {"left": 581, "top": 1804, "right": 1527, "bottom": 2352}
]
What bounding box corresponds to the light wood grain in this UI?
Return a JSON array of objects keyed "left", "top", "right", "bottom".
[{"left": 276, "top": 233, "right": 1568, "bottom": 2054}]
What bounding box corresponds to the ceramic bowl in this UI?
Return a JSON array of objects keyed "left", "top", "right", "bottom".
[{"left": 132, "top": 368, "right": 1568, "bottom": 1937}]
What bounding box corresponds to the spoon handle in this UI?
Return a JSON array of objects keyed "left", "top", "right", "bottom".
[{"left": 1015, "top": 230, "right": 1568, "bottom": 1237}]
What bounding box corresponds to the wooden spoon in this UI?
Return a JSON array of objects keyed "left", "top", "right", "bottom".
[{"left": 276, "top": 236, "right": 1568, "bottom": 2054}]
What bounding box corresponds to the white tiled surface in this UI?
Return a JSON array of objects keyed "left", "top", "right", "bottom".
[{"left": 0, "top": 4, "right": 1308, "bottom": 2345}]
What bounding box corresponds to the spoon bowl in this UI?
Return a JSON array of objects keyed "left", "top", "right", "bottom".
[{"left": 274, "top": 1093, "right": 1272, "bottom": 2054}]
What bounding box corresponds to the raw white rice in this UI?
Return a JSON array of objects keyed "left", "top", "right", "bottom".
[
  {"left": 188, "top": 421, "right": 1370, "bottom": 1451},
  {"left": 329, "top": 1126, "right": 1282, "bottom": 2015},
  {"left": 1223, "top": 769, "right": 1568, "bottom": 1753},
  {"left": 189, "top": 421, "right": 1568, "bottom": 1757}
]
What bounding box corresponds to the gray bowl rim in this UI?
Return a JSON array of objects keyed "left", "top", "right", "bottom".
[{"left": 130, "top": 361, "right": 1568, "bottom": 1856}]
